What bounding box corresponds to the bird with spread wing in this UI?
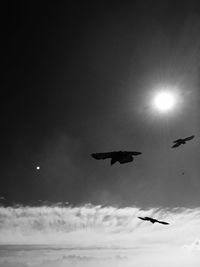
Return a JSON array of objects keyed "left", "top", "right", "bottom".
[
  {"left": 171, "top": 135, "right": 194, "bottom": 148},
  {"left": 138, "top": 216, "right": 169, "bottom": 225},
  {"left": 91, "top": 151, "right": 142, "bottom": 165}
]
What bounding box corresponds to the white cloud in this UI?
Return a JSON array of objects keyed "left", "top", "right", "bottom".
[
  {"left": 0, "top": 205, "right": 200, "bottom": 267},
  {"left": 0, "top": 246, "right": 200, "bottom": 267},
  {"left": 0, "top": 204, "right": 200, "bottom": 248}
]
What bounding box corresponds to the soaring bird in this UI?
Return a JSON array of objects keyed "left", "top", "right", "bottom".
[
  {"left": 172, "top": 135, "right": 194, "bottom": 148},
  {"left": 91, "top": 151, "right": 142, "bottom": 165},
  {"left": 138, "top": 216, "right": 169, "bottom": 225}
]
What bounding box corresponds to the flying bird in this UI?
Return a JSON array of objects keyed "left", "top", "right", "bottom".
[
  {"left": 138, "top": 216, "right": 169, "bottom": 225},
  {"left": 171, "top": 135, "right": 194, "bottom": 148},
  {"left": 91, "top": 151, "right": 142, "bottom": 165}
]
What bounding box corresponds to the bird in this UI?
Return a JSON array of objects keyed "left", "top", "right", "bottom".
[
  {"left": 91, "top": 151, "right": 142, "bottom": 165},
  {"left": 171, "top": 135, "right": 194, "bottom": 148},
  {"left": 138, "top": 216, "right": 169, "bottom": 225}
]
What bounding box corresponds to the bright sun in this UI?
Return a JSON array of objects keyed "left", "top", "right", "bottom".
[{"left": 153, "top": 91, "right": 176, "bottom": 113}]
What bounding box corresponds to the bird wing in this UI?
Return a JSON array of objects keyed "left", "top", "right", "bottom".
[
  {"left": 130, "top": 151, "right": 142, "bottom": 156},
  {"left": 144, "top": 217, "right": 151, "bottom": 220},
  {"left": 172, "top": 142, "right": 181, "bottom": 148},
  {"left": 91, "top": 152, "right": 114, "bottom": 160},
  {"left": 158, "top": 220, "right": 169, "bottom": 225},
  {"left": 118, "top": 156, "right": 133, "bottom": 164},
  {"left": 173, "top": 139, "right": 182, "bottom": 143},
  {"left": 184, "top": 135, "right": 194, "bottom": 141}
]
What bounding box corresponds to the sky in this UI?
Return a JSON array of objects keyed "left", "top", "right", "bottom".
[
  {"left": 1, "top": 2, "right": 200, "bottom": 266},
  {"left": 1, "top": 0, "right": 200, "bottom": 208}
]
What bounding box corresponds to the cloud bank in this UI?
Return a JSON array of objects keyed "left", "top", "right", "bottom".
[
  {"left": 0, "top": 204, "right": 200, "bottom": 248},
  {"left": 0, "top": 204, "right": 200, "bottom": 267}
]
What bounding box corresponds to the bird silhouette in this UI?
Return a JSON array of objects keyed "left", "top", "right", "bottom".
[
  {"left": 172, "top": 135, "right": 194, "bottom": 148},
  {"left": 138, "top": 216, "right": 169, "bottom": 225},
  {"left": 91, "top": 151, "right": 142, "bottom": 165}
]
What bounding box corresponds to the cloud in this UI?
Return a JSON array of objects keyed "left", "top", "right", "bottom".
[
  {"left": 0, "top": 205, "right": 200, "bottom": 267},
  {"left": 0, "top": 204, "right": 200, "bottom": 248},
  {"left": 0, "top": 246, "right": 200, "bottom": 267}
]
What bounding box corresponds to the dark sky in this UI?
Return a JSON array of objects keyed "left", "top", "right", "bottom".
[{"left": 1, "top": 1, "right": 200, "bottom": 207}]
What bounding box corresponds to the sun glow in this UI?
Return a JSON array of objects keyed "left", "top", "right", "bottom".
[{"left": 153, "top": 90, "right": 177, "bottom": 113}]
